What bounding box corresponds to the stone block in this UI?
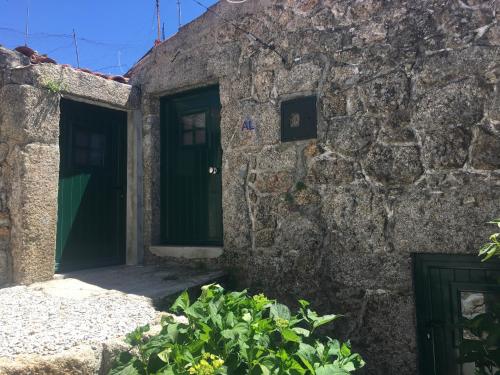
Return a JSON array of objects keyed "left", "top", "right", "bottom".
[
  {"left": 254, "top": 196, "right": 278, "bottom": 231},
  {"left": 0, "top": 142, "right": 9, "bottom": 163},
  {"left": 420, "top": 126, "right": 471, "bottom": 169},
  {"left": 290, "top": 185, "right": 321, "bottom": 207},
  {"left": 256, "top": 145, "right": 296, "bottom": 171},
  {"left": 276, "top": 62, "right": 322, "bottom": 95},
  {"left": 363, "top": 144, "right": 423, "bottom": 185},
  {"left": 412, "top": 79, "right": 485, "bottom": 130},
  {"left": 392, "top": 172, "right": 500, "bottom": 255},
  {"left": 320, "top": 92, "right": 347, "bottom": 117},
  {"left": 0, "top": 84, "right": 60, "bottom": 144},
  {"left": 352, "top": 291, "right": 417, "bottom": 375},
  {"left": 252, "top": 70, "right": 275, "bottom": 101},
  {"left": 470, "top": 127, "right": 500, "bottom": 170},
  {"left": 327, "top": 115, "right": 379, "bottom": 156},
  {"left": 254, "top": 229, "right": 275, "bottom": 248},
  {"left": 306, "top": 155, "right": 357, "bottom": 185},
  {"left": 254, "top": 171, "right": 294, "bottom": 194},
  {"left": 275, "top": 213, "right": 323, "bottom": 253},
  {"left": 220, "top": 101, "right": 280, "bottom": 149},
  {"left": 354, "top": 71, "right": 410, "bottom": 113},
  {"left": 0, "top": 250, "right": 9, "bottom": 286},
  {"left": 0, "top": 46, "right": 29, "bottom": 69},
  {"left": 0, "top": 212, "right": 9, "bottom": 228},
  {"left": 328, "top": 250, "right": 413, "bottom": 291},
  {"left": 9, "top": 143, "right": 59, "bottom": 284},
  {"left": 321, "top": 184, "right": 387, "bottom": 255},
  {"left": 222, "top": 180, "right": 252, "bottom": 251},
  {"left": 378, "top": 110, "right": 416, "bottom": 144},
  {"left": 9, "top": 64, "right": 138, "bottom": 109}
]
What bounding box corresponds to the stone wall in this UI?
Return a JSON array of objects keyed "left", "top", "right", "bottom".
[
  {"left": 0, "top": 48, "right": 137, "bottom": 286},
  {"left": 0, "top": 47, "right": 31, "bottom": 286},
  {"left": 132, "top": 1, "right": 500, "bottom": 373}
]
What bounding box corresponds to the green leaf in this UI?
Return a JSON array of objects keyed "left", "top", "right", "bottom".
[
  {"left": 316, "top": 364, "right": 350, "bottom": 375},
  {"left": 170, "top": 290, "right": 190, "bottom": 313},
  {"left": 292, "top": 327, "right": 310, "bottom": 337},
  {"left": 281, "top": 328, "right": 301, "bottom": 343},
  {"left": 125, "top": 325, "right": 149, "bottom": 346},
  {"left": 298, "top": 300, "right": 310, "bottom": 309},
  {"left": 270, "top": 303, "right": 291, "bottom": 320},
  {"left": 312, "top": 314, "right": 341, "bottom": 330},
  {"left": 297, "top": 354, "right": 314, "bottom": 373},
  {"left": 108, "top": 359, "right": 145, "bottom": 375},
  {"left": 340, "top": 343, "right": 351, "bottom": 358},
  {"left": 259, "top": 364, "right": 271, "bottom": 375},
  {"left": 157, "top": 348, "right": 172, "bottom": 363}
]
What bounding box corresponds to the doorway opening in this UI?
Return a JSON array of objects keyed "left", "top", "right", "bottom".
[{"left": 56, "top": 99, "right": 127, "bottom": 272}]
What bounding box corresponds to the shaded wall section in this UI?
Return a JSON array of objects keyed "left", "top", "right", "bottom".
[{"left": 132, "top": 0, "right": 500, "bottom": 372}]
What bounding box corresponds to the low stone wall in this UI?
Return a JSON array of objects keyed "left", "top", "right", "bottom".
[
  {"left": 131, "top": 1, "right": 500, "bottom": 373},
  {"left": 0, "top": 48, "right": 138, "bottom": 286}
]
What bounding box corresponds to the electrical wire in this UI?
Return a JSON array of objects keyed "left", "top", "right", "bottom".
[
  {"left": 189, "top": 0, "right": 287, "bottom": 65},
  {"left": 0, "top": 26, "right": 142, "bottom": 48}
]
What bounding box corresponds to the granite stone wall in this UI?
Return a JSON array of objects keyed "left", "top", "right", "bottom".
[{"left": 131, "top": 1, "right": 500, "bottom": 373}]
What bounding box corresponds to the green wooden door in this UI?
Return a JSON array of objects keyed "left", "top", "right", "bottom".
[
  {"left": 160, "top": 87, "right": 223, "bottom": 246},
  {"left": 56, "top": 99, "right": 127, "bottom": 272},
  {"left": 414, "top": 254, "right": 500, "bottom": 375}
]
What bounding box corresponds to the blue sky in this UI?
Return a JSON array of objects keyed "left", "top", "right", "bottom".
[{"left": 0, "top": 0, "right": 218, "bottom": 75}]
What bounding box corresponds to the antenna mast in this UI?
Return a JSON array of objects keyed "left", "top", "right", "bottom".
[
  {"left": 155, "top": 0, "right": 161, "bottom": 45},
  {"left": 24, "top": 1, "right": 29, "bottom": 46},
  {"left": 177, "top": 0, "right": 182, "bottom": 29},
  {"left": 72, "top": 29, "right": 80, "bottom": 68}
]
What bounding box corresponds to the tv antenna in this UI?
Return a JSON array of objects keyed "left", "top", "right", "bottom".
[
  {"left": 24, "top": 0, "right": 30, "bottom": 46},
  {"left": 155, "top": 0, "right": 162, "bottom": 45},
  {"left": 177, "top": 0, "right": 182, "bottom": 29}
]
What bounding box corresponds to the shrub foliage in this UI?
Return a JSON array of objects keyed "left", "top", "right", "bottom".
[
  {"left": 478, "top": 219, "right": 500, "bottom": 262},
  {"left": 110, "top": 284, "right": 364, "bottom": 375}
]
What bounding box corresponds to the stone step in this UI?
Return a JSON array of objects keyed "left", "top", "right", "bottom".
[{"left": 0, "top": 264, "right": 226, "bottom": 375}]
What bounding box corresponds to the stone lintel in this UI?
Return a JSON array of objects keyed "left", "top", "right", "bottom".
[{"left": 8, "top": 63, "right": 139, "bottom": 110}]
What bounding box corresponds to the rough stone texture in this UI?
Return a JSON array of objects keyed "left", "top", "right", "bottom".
[
  {"left": 8, "top": 63, "right": 139, "bottom": 110},
  {"left": 9, "top": 144, "right": 60, "bottom": 284},
  {"left": 0, "top": 345, "right": 101, "bottom": 375},
  {"left": 132, "top": 1, "right": 500, "bottom": 373},
  {"left": 0, "top": 46, "right": 29, "bottom": 70},
  {"left": 0, "top": 84, "right": 60, "bottom": 144}
]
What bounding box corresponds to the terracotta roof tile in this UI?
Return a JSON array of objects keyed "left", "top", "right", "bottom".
[{"left": 14, "top": 45, "right": 130, "bottom": 84}]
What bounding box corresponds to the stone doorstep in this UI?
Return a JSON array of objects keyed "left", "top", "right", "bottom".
[
  {"left": 0, "top": 313, "right": 183, "bottom": 375},
  {"left": 0, "top": 335, "right": 130, "bottom": 375},
  {"left": 150, "top": 246, "right": 223, "bottom": 260},
  {"left": 0, "top": 265, "right": 225, "bottom": 375}
]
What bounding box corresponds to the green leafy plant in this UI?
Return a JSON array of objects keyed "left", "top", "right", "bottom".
[
  {"left": 42, "top": 79, "right": 65, "bottom": 93},
  {"left": 479, "top": 219, "right": 500, "bottom": 262},
  {"left": 109, "top": 284, "right": 364, "bottom": 375}
]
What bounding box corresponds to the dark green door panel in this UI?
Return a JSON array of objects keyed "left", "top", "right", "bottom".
[
  {"left": 414, "top": 254, "right": 500, "bottom": 375},
  {"left": 160, "top": 87, "right": 223, "bottom": 246},
  {"left": 56, "top": 99, "right": 126, "bottom": 272}
]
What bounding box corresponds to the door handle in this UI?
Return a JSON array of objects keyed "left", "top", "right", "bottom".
[{"left": 209, "top": 167, "right": 218, "bottom": 175}]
